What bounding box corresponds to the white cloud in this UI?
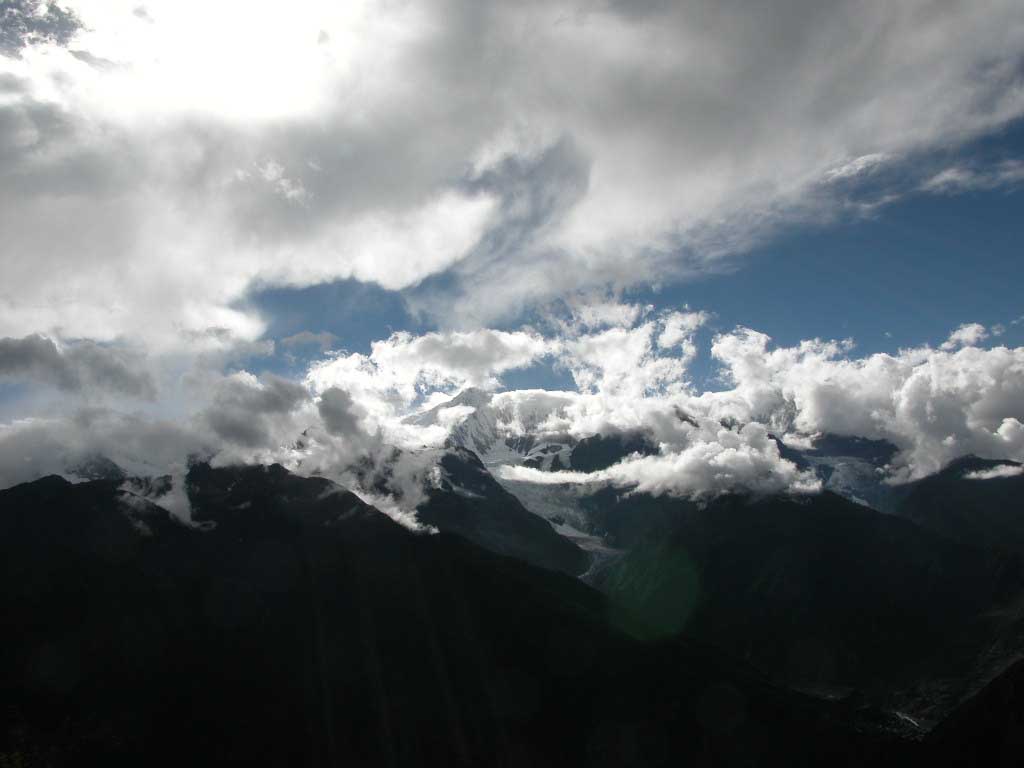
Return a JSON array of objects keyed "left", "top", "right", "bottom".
[
  {"left": 255, "top": 160, "right": 309, "bottom": 203},
  {"left": 1, "top": 0, "right": 1023, "bottom": 345},
  {"left": 402, "top": 311, "right": 1024, "bottom": 492},
  {"left": 2, "top": 300, "right": 1023, "bottom": 507},
  {"left": 657, "top": 310, "right": 708, "bottom": 349},
  {"left": 433, "top": 404, "right": 477, "bottom": 430},
  {"left": 705, "top": 327, "right": 1024, "bottom": 479},
  {"left": 922, "top": 160, "right": 1024, "bottom": 194},
  {"left": 824, "top": 153, "right": 889, "bottom": 182},
  {"left": 569, "top": 299, "right": 649, "bottom": 331},
  {"left": 964, "top": 464, "right": 1024, "bottom": 480},
  {"left": 941, "top": 322, "right": 989, "bottom": 350},
  {"left": 304, "top": 328, "right": 558, "bottom": 443},
  {"left": 497, "top": 420, "right": 820, "bottom": 500},
  {"left": 300, "top": 307, "right": 1024, "bottom": 489}
]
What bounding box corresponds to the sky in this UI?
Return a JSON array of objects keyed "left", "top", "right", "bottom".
[{"left": 1, "top": 0, "right": 1023, "bottom": 505}]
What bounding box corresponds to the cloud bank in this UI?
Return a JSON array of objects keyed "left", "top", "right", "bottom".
[{"left": 1, "top": 301, "right": 1022, "bottom": 510}]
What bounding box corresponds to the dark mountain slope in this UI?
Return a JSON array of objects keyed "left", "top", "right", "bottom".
[
  {"left": 568, "top": 431, "right": 658, "bottom": 473},
  {"left": 924, "top": 657, "right": 1024, "bottom": 767},
  {"left": 594, "top": 491, "right": 1023, "bottom": 693},
  {"left": 415, "top": 447, "right": 590, "bottom": 575},
  {"left": 0, "top": 468, "right": 925, "bottom": 767},
  {"left": 803, "top": 435, "right": 899, "bottom": 466},
  {"left": 580, "top": 484, "right": 697, "bottom": 550},
  {"left": 895, "top": 456, "right": 1024, "bottom": 554}
]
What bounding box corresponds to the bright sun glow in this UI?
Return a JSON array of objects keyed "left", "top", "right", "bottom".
[{"left": 7, "top": 0, "right": 427, "bottom": 123}]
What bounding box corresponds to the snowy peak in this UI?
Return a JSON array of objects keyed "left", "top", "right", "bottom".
[{"left": 408, "top": 387, "right": 576, "bottom": 467}]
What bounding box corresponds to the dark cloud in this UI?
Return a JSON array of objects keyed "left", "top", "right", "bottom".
[
  {"left": 318, "top": 387, "right": 364, "bottom": 437},
  {"left": 69, "top": 49, "right": 118, "bottom": 71},
  {"left": 0, "top": 73, "right": 25, "bottom": 94},
  {"left": 0, "top": 335, "right": 156, "bottom": 399},
  {"left": 1, "top": 0, "right": 82, "bottom": 58},
  {"left": 203, "top": 373, "right": 309, "bottom": 447}
]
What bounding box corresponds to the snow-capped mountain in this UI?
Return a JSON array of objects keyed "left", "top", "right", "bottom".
[
  {"left": 408, "top": 389, "right": 923, "bottom": 562},
  {"left": 775, "top": 433, "right": 901, "bottom": 511},
  {"left": 407, "top": 387, "right": 577, "bottom": 469}
]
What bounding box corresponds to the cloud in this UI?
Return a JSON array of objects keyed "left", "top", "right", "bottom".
[
  {"left": 432, "top": 404, "right": 477, "bottom": 431},
  {"left": 303, "top": 302, "right": 711, "bottom": 445},
  {"left": 317, "top": 386, "right": 367, "bottom": 437},
  {"left": 0, "top": 408, "right": 208, "bottom": 489},
  {"left": 497, "top": 420, "right": 820, "bottom": 500},
  {"left": 306, "top": 328, "right": 558, "bottom": 434},
  {"left": 0, "top": 334, "right": 156, "bottom": 399},
  {"left": 390, "top": 308, "right": 1024, "bottom": 490},
  {"left": 280, "top": 330, "right": 338, "bottom": 351},
  {"left": 922, "top": 160, "right": 1024, "bottom": 194},
  {"left": 200, "top": 371, "right": 310, "bottom": 449},
  {"left": 1, "top": 297, "right": 1022, "bottom": 510},
  {"left": 656, "top": 310, "right": 709, "bottom": 369},
  {"left": 824, "top": 153, "right": 890, "bottom": 182},
  {"left": 1, "top": 0, "right": 1023, "bottom": 345},
  {"left": 964, "top": 464, "right": 1024, "bottom": 480},
  {"left": 562, "top": 322, "right": 686, "bottom": 398},
  {"left": 299, "top": 303, "right": 1024, "bottom": 492},
  {"left": 569, "top": 299, "right": 649, "bottom": 332},
  {"left": 941, "top": 322, "right": 989, "bottom": 350},
  {"left": 705, "top": 326, "right": 1024, "bottom": 479},
  {"left": 253, "top": 159, "right": 309, "bottom": 203}
]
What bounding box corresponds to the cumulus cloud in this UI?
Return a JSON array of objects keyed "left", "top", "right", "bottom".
[
  {"left": 388, "top": 309, "right": 1024, "bottom": 492},
  {"left": 657, "top": 310, "right": 708, "bottom": 349},
  {"left": 704, "top": 325, "right": 1024, "bottom": 479},
  {"left": 1, "top": 0, "right": 1023, "bottom": 345},
  {"left": 303, "top": 302, "right": 712, "bottom": 446},
  {"left": 305, "top": 328, "right": 558, "bottom": 437},
  {"left": 2, "top": 297, "right": 1022, "bottom": 510},
  {"left": 569, "top": 299, "right": 650, "bottom": 332},
  {"left": 0, "top": 334, "right": 156, "bottom": 399},
  {"left": 941, "top": 322, "right": 989, "bottom": 350},
  {"left": 563, "top": 322, "right": 685, "bottom": 398},
  {"left": 300, "top": 304, "right": 1024, "bottom": 493}
]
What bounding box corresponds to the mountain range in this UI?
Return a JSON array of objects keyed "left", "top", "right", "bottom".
[{"left": 2, "top": 387, "right": 1024, "bottom": 765}]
